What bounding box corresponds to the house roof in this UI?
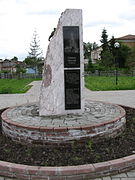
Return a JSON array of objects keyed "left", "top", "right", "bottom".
[{"left": 117, "top": 34, "right": 135, "bottom": 40}]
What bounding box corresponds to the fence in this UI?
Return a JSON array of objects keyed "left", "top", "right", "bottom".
[
  {"left": 1, "top": 71, "right": 135, "bottom": 79},
  {"left": 0, "top": 73, "right": 42, "bottom": 79},
  {"left": 85, "top": 70, "right": 135, "bottom": 77}
]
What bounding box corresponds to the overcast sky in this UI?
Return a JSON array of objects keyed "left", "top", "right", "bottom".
[{"left": 0, "top": 0, "right": 135, "bottom": 60}]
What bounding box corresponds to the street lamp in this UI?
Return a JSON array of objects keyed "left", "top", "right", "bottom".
[
  {"left": 114, "top": 42, "right": 120, "bottom": 86},
  {"left": 114, "top": 42, "right": 120, "bottom": 49}
]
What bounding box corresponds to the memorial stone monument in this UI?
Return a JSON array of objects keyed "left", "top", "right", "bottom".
[
  {"left": 1, "top": 8, "right": 126, "bottom": 146},
  {"left": 39, "top": 9, "right": 84, "bottom": 116}
]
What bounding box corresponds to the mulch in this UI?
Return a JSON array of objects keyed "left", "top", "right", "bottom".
[{"left": 0, "top": 106, "right": 135, "bottom": 166}]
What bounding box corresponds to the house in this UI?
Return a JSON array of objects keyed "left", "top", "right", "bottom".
[
  {"left": 0, "top": 60, "right": 3, "bottom": 71},
  {"left": 25, "top": 57, "right": 44, "bottom": 74},
  {"left": 91, "top": 46, "right": 102, "bottom": 64},
  {"left": 116, "top": 34, "right": 135, "bottom": 49},
  {"left": 0, "top": 59, "right": 24, "bottom": 73},
  {"left": 1, "top": 59, "right": 16, "bottom": 72},
  {"left": 91, "top": 34, "right": 135, "bottom": 64}
]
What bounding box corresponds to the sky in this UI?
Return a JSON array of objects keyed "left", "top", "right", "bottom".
[{"left": 0, "top": 0, "right": 135, "bottom": 61}]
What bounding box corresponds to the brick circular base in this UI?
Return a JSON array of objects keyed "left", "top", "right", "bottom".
[
  {"left": 0, "top": 105, "right": 135, "bottom": 180},
  {"left": 1, "top": 101, "right": 126, "bottom": 144}
]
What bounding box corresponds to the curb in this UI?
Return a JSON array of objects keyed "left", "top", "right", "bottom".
[{"left": 0, "top": 155, "right": 135, "bottom": 179}]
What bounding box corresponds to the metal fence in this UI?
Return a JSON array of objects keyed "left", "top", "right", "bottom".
[
  {"left": 0, "top": 73, "right": 42, "bottom": 79},
  {"left": 1, "top": 71, "right": 135, "bottom": 79},
  {"left": 85, "top": 70, "right": 135, "bottom": 77}
]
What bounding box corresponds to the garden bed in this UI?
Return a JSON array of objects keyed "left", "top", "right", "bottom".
[{"left": 0, "top": 106, "right": 135, "bottom": 167}]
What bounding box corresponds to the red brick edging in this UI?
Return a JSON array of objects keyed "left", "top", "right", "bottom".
[{"left": 0, "top": 154, "right": 135, "bottom": 179}]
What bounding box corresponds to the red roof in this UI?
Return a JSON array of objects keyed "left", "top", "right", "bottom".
[{"left": 117, "top": 34, "right": 135, "bottom": 40}]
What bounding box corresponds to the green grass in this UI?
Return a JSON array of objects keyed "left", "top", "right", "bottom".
[
  {"left": 1, "top": 76, "right": 135, "bottom": 94},
  {"left": 0, "top": 79, "right": 41, "bottom": 94},
  {"left": 85, "top": 76, "right": 135, "bottom": 91}
]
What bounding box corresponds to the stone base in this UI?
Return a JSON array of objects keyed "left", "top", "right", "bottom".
[{"left": 1, "top": 100, "right": 126, "bottom": 145}]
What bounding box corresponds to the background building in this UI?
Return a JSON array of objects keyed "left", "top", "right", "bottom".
[
  {"left": 91, "top": 34, "right": 135, "bottom": 64},
  {"left": 0, "top": 59, "right": 24, "bottom": 73},
  {"left": 117, "top": 34, "right": 135, "bottom": 49},
  {"left": 91, "top": 47, "right": 102, "bottom": 64}
]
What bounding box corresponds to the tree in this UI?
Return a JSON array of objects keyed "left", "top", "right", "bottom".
[
  {"left": 108, "top": 36, "right": 131, "bottom": 68},
  {"left": 24, "top": 30, "right": 43, "bottom": 74},
  {"left": 117, "top": 43, "right": 131, "bottom": 68},
  {"left": 109, "top": 36, "right": 116, "bottom": 57},
  {"left": 99, "top": 28, "right": 133, "bottom": 70},
  {"left": 29, "top": 29, "right": 43, "bottom": 58},
  {"left": 83, "top": 42, "right": 92, "bottom": 60},
  {"left": 83, "top": 42, "right": 93, "bottom": 71},
  {"left": 11, "top": 56, "right": 18, "bottom": 61},
  {"left": 100, "top": 49, "right": 114, "bottom": 68},
  {"left": 92, "top": 42, "right": 98, "bottom": 50},
  {"left": 15, "top": 64, "right": 26, "bottom": 79},
  {"left": 100, "top": 28, "right": 114, "bottom": 69},
  {"left": 126, "top": 48, "right": 135, "bottom": 69},
  {"left": 100, "top": 28, "right": 108, "bottom": 49},
  {"left": 83, "top": 42, "right": 99, "bottom": 72}
]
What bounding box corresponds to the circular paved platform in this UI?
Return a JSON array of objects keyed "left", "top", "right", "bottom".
[{"left": 2, "top": 100, "right": 126, "bottom": 144}]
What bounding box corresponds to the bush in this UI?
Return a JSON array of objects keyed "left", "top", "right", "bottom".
[{"left": 1, "top": 70, "right": 10, "bottom": 73}]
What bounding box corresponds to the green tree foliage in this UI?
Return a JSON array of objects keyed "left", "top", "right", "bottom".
[
  {"left": 109, "top": 36, "right": 132, "bottom": 68},
  {"left": 15, "top": 64, "right": 26, "bottom": 79},
  {"left": 109, "top": 36, "right": 116, "bottom": 57},
  {"left": 92, "top": 42, "right": 98, "bottom": 49},
  {"left": 100, "top": 49, "right": 114, "bottom": 68},
  {"left": 118, "top": 44, "right": 132, "bottom": 68},
  {"left": 83, "top": 42, "right": 99, "bottom": 59},
  {"left": 83, "top": 42, "right": 92, "bottom": 60},
  {"left": 83, "top": 42, "right": 98, "bottom": 72},
  {"left": 100, "top": 28, "right": 108, "bottom": 49},
  {"left": 28, "top": 30, "right": 43, "bottom": 58},
  {"left": 100, "top": 29, "right": 132, "bottom": 69},
  {"left": 24, "top": 30, "right": 43, "bottom": 74},
  {"left": 126, "top": 48, "right": 135, "bottom": 69},
  {"left": 83, "top": 42, "right": 92, "bottom": 71},
  {"left": 100, "top": 28, "right": 114, "bottom": 69},
  {"left": 16, "top": 64, "right": 26, "bottom": 74},
  {"left": 11, "top": 56, "right": 18, "bottom": 61}
]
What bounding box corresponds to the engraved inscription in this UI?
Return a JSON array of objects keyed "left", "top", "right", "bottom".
[
  {"left": 64, "top": 70, "right": 81, "bottom": 110},
  {"left": 43, "top": 64, "right": 52, "bottom": 88},
  {"left": 63, "top": 26, "right": 80, "bottom": 68}
]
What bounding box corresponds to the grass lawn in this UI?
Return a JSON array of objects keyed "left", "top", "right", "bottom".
[
  {"left": 0, "top": 79, "right": 41, "bottom": 94},
  {"left": 85, "top": 76, "right": 135, "bottom": 91}
]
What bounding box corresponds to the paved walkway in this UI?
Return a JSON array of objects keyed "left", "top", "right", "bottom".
[
  {"left": 94, "top": 169, "right": 135, "bottom": 180},
  {"left": 1, "top": 81, "right": 135, "bottom": 110},
  {"left": 85, "top": 88, "right": 135, "bottom": 108},
  {"left": 0, "top": 81, "right": 41, "bottom": 109},
  {"left": 0, "top": 81, "right": 135, "bottom": 180}
]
